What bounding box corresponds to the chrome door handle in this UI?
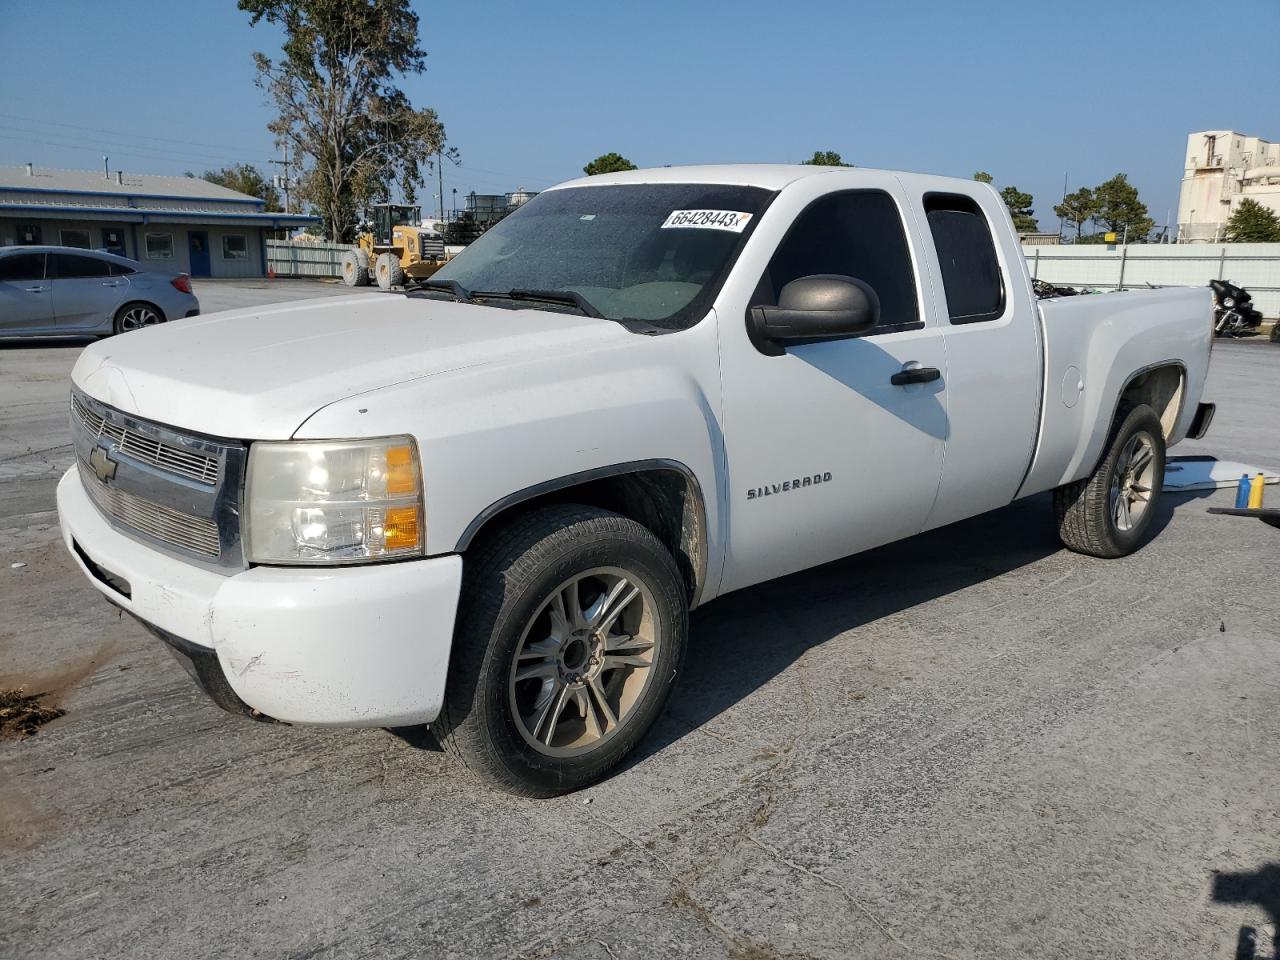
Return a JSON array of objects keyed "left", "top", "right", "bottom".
[
  {"left": 101, "top": 281, "right": 121, "bottom": 287},
  {"left": 23, "top": 285, "right": 45, "bottom": 293}
]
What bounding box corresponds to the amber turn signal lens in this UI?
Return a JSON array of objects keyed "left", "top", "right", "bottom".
[
  {"left": 383, "top": 506, "right": 421, "bottom": 550},
  {"left": 384, "top": 445, "right": 418, "bottom": 496}
]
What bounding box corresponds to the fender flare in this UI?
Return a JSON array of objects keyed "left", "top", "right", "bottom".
[{"left": 452, "top": 457, "right": 710, "bottom": 606}]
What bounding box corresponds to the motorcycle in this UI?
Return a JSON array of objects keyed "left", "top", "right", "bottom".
[{"left": 1209, "top": 279, "right": 1264, "bottom": 337}]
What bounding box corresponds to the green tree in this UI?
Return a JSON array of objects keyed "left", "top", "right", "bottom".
[
  {"left": 240, "top": 0, "right": 452, "bottom": 242},
  {"left": 1223, "top": 198, "right": 1280, "bottom": 242},
  {"left": 1054, "top": 186, "right": 1098, "bottom": 241},
  {"left": 972, "top": 171, "right": 994, "bottom": 184},
  {"left": 802, "top": 150, "right": 852, "bottom": 167},
  {"left": 195, "top": 163, "right": 281, "bottom": 211},
  {"left": 1092, "top": 173, "right": 1154, "bottom": 242},
  {"left": 1000, "top": 185, "right": 1038, "bottom": 232},
  {"left": 583, "top": 152, "right": 637, "bottom": 176}
]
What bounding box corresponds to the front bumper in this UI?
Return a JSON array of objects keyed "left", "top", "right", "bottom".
[{"left": 57, "top": 468, "right": 463, "bottom": 726}]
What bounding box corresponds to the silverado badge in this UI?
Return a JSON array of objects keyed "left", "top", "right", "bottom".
[{"left": 747, "top": 472, "right": 832, "bottom": 500}]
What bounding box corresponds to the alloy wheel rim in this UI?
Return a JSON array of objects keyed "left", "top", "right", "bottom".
[
  {"left": 509, "top": 567, "right": 660, "bottom": 757},
  {"left": 1110, "top": 431, "right": 1156, "bottom": 532},
  {"left": 120, "top": 306, "right": 156, "bottom": 331}
]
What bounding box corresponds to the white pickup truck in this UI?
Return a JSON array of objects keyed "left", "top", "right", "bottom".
[{"left": 58, "top": 165, "right": 1215, "bottom": 795}]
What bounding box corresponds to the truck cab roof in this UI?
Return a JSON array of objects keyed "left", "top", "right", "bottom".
[{"left": 550, "top": 163, "right": 982, "bottom": 194}]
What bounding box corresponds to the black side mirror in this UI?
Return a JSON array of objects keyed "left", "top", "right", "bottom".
[{"left": 749, "top": 275, "right": 880, "bottom": 346}]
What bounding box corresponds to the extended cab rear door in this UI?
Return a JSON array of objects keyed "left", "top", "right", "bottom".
[
  {"left": 715, "top": 174, "right": 949, "bottom": 594},
  {"left": 900, "top": 179, "right": 1042, "bottom": 530}
]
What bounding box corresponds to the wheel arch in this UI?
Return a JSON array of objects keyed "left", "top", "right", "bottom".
[
  {"left": 1115, "top": 361, "right": 1186, "bottom": 441},
  {"left": 1076, "top": 360, "right": 1185, "bottom": 479},
  {"left": 115, "top": 299, "right": 167, "bottom": 326},
  {"left": 454, "top": 459, "right": 709, "bottom": 608}
]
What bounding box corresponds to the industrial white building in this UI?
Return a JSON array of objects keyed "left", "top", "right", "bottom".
[
  {"left": 1177, "top": 131, "right": 1280, "bottom": 242},
  {"left": 0, "top": 164, "right": 317, "bottom": 276}
]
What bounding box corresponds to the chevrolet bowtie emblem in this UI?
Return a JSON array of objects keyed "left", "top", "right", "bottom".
[{"left": 89, "top": 446, "right": 118, "bottom": 483}]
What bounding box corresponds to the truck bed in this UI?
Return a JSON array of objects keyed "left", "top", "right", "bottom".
[{"left": 1019, "top": 286, "right": 1214, "bottom": 497}]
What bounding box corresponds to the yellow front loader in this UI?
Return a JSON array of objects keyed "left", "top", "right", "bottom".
[{"left": 340, "top": 204, "right": 448, "bottom": 290}]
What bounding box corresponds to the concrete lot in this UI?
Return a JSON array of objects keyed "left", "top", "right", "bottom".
[{"left": 2, "top": 280, "right": 1279, "bottom": 959}]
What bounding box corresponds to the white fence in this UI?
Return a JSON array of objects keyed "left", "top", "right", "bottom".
[
  {"left": 266, "top": 239, "right": 1279, "bottom": 317},
  {"left": 266, "top": 239, "right": 349, "bottom": 278},
  {"left": 1024, "top": 242, "right": 1280, "bottom": 318}
]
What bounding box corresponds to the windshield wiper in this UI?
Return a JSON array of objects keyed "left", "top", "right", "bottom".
[
  {"left": 496, "top": 288, "right": 606, "bottom": 319},
  {"left": 410, "top": 277, "right": 474, "bottom": 302},
  {"left": 412, "top": 282, "right": 611, "bottom": 322}
]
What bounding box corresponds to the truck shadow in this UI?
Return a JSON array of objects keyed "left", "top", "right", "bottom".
[
  {"left": 632, "top": 486, "right": 1213, "bottom": 763},
  {"left": 1211, "top": 862, "right": 1280, "bottom": 960},
  {"left": 0, "top": 336, "right": 96, "bottom": 349}
]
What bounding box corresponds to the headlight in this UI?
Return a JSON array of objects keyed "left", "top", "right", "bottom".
[
  {"left": 245, "top": 437, "right": 423, "bottom": 564},
  {"left": 1222, "top": 297, "right": 1235, "bottom": 308}
]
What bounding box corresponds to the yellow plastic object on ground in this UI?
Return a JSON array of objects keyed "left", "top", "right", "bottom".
[{"left": 1248, "top": 472, "right": 1265, "bottom": 508}]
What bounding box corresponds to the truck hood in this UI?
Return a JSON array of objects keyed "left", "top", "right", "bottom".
[{"left": 72, "top": 294, "right": 628, "bottom": 439}]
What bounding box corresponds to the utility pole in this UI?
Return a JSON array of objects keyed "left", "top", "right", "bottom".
[
  {"left": 1057, "top": 172, "right": 1068, "bottom": 240},
  {"left": 437, "top": 148, "right": 445, "bottom": 221},
  {"left": 269, "top": 143, "right": 293, "bottom": 214}
]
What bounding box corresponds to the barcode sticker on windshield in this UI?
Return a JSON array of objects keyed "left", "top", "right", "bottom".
[{"left": 661, "top": 210, "right": 753, "bottom": 232}]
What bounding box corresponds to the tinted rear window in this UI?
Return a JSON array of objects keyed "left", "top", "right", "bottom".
[
  {"left": 53, "top": 253, "right": 111, "bottom": 279},
  {"left": 925, "top": 194, "right": 1004, "bottom": 324}
]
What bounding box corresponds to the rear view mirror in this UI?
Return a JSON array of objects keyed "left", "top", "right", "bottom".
[{"left": 749, "top": 275, "right": 880, "bottom": 346}]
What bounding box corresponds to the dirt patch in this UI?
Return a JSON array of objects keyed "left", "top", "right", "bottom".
[
  {"left": 0, "top": 688, "right": 65, "bottom": 740},
  {"left": 0, "top": 640, "right": 119, "bottom": 741}
]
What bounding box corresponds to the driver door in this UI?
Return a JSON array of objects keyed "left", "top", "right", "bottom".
[{"left": 717, "top": 184, "right": 949, "bottom": 594}]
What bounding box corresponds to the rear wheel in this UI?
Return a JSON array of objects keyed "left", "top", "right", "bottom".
[
  {"left": 341, "top": 249, "right": 369, "bottom": 287},
  {"left": 1054, "top": 403, "right": 1165, "bottom": 558},
  {"left": 375, "top": 252, "right": 404, "bottom": 290},
  {"left": 435, "top": 505, "right": 687, "bottom": 797},
  {"left": 113, "top": 301, "right": 162, "bottom": 335},
  {"left": 1270, "top": 322, "right": 1280, "bottom": 343}
]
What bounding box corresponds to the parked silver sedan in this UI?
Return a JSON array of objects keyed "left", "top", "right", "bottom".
[{"left": 0, "top": 246, "right": 200, "bottom": 338}]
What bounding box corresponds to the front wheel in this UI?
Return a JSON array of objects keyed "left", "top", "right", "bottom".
[
  {"left": 375, "top": 252, "right": 404, "bottom": 290},
  {"left": 435, "top": 505, "right": 688, "bottom": 796},
  {"left": 1054, "top": 403, "right": 1166, "bottom": 558}
]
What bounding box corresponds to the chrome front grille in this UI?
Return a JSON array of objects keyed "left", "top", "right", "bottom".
[
  {"left": 72, "top": 392, "right": 218, "bottom": 485},
  {"left": 70, "top": 389, "right": 246, "bottom": 569},
  {"left": 78, "top": 460, "right": 221, "bottom": 558}
]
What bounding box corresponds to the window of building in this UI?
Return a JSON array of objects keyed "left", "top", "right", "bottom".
[
  {"left": 59, "top": 229, "right": 92, "bottom": 249},
  {"left": 101, "top": 228, "right": 127, "bottom": 257},
  {"left": 924, "top": 194, "right": 1005, "bottom": 324},
  {"left": 0, "top": 252, "right": 46, "bottom": 282},
  {"left": 16, "top": 223, "right": 42, "bottom": 245},
  {"left": 145, "top": 233, "right": 174, "bottom": 259},
  {"left": 221, "top": 235, "right": 248, "bottom": 260},
  {"left": 757, "top": 190, "right": 920, "bottom": 331},
  {"left": 52, "top": 253, "right": 111, "bottom": 279}
]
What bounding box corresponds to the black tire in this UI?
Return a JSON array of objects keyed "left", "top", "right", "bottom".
[
  {"left": 1054, "top": 403, "right": 1166, "bottom": 558},
  {"left": 113, "top": 301, "right": 164, "bottom": 335},
  {"left": 375, "top": 252, "right": 404, "bottom": 290},
  {"left": 1270, "top": 322, "right": 1279, "bottom": 344},
  {"left": 435, "top": 505, "right": 688, "bottom": 797}
]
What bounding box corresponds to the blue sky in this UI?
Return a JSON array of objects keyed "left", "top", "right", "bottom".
[{"left": 2, "top": 0, "right": 1278, "bottom": 232}]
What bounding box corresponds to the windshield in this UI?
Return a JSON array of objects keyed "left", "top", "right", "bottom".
[{"left": 430, "top": 183, "right": 774, "bottom": 330}]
